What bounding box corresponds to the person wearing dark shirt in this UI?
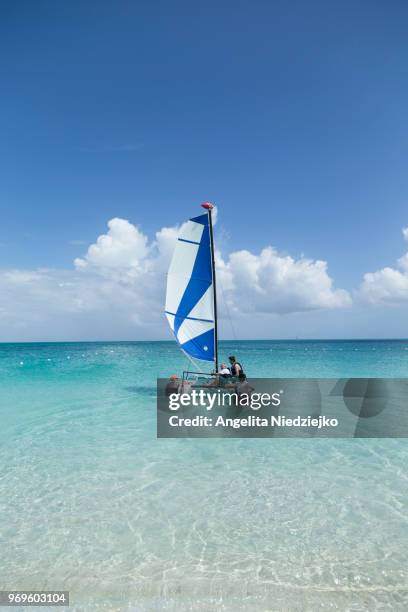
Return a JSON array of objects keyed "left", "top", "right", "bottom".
[{"left": 228, "top": 355, "right": 244, "bottom": 378}]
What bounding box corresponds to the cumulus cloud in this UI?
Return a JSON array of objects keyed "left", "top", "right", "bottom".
[
  {"left": 359, "top": 228, "right": 408, "bottom": 304},
  {"left": 0, "top": 217, "right": 350, "bottom": 341},
  {"left": 73, "top": 214, "right": 350, "bottom": 316},
  {"left": 217, "top": 247, "right": 351, "bottom": 314},
  {"left": 74, "top": 218, "right": 150, "bottom": 278}
]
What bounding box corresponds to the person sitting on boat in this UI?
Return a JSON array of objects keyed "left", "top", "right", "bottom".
[
  {"left": 228, "top": 355, "right": 244, "bottom": 378},
  {"left": 218, "top": 363, "right": 232, "bottom": 378},
  {"left": 165, "top": 374, "right": 180, "bottom": 396}
]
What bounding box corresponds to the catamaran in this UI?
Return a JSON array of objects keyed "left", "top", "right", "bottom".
[{"left": 165, "top": 202, "right": 219, "bottom": 383}]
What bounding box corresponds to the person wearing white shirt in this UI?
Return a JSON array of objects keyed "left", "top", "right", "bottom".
[{"left": 218, "top": 363, "right": 232, "bottom": 378}]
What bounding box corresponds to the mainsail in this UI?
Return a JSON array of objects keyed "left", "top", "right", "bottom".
[{"left": 165, "top": 208, "right": 217, "bottom": 365}]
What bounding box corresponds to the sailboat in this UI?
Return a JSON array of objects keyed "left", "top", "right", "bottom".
[{"left": 165, "top": 202, "right": 219, "bottom": 381}]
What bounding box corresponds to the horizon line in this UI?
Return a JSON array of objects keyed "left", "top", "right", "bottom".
[{"left": 1, "top": 338, "right": 408, "bottom": 345}]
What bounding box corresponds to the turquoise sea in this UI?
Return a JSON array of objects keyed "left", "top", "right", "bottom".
[{"left": 1, "top": 340, "right": 408, "bottom": 611}]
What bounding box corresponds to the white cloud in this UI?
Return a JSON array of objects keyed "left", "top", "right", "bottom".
[
  {"left": 359, "top": 228, "right": 408, "bottom": 304},
  {"left": 217, "top": 247, "right": 351, "bottom": 315},
  {"left": 0, "top": 217, "right": 350, "bottom": 341},
  {"left": 74, "top": 218, "right": 150, "bottom": 278}
]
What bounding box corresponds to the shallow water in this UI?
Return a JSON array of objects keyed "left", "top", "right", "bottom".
[{"left": 0, "top": 341, "right": 407, "bottom": 610}]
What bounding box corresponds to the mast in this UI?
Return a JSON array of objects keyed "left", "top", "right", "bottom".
[{"left": 201, "top": 202, "right": 218, "bottom": 373}]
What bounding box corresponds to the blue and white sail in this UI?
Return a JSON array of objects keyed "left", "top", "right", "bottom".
[{"left": 165, "top": 213, "right": 215, "bottom": 363}]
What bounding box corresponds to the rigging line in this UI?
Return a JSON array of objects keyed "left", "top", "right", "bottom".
[{"left": 181, "top": 347, "right": 201, "bottom": 372}]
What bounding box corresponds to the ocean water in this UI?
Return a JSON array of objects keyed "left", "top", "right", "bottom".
[{"left": 0, "top": 340, "right": 407, "bottom": 611}]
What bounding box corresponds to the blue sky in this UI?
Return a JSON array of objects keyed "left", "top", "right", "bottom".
[{"left": 1, "top": 1, "right": 408, "bottom": 340}]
